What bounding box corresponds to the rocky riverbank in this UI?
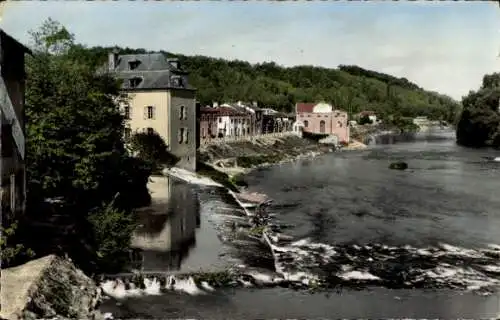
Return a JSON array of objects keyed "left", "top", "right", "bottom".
[
  {"left": 1, "top": 255, "right": 105, "bottom": 320},
  {"left": 198, "top": 134, "right": 336, "bottom": 176}
]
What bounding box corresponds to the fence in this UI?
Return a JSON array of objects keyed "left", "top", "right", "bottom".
[{"left": 201, "top": 131, "right": 298, "bottom": 146}]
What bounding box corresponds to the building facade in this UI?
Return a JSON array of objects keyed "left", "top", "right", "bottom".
[
  {"left": 108, "top": 51, "right": 197, "bottom": 171},
  {"left": 199, "top": 106, "right": 218, "bottom": 142},
  {"left": 1, "top": 30, "right": 30, "bottom": 221},
  {"left": 215, "top": 106, "right": 252, "bottom": 138},
  {"left": 295, "top": 102, "right": 350, "bottom": 142}
]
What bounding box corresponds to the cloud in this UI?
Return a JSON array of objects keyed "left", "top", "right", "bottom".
[{"left": 1, "top": 1, "right": 499, "bottom": 100}]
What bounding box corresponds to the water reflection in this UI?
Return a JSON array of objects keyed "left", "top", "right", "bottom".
[{"left": 130, "top": 176, "right": 200, "bottom": 272}]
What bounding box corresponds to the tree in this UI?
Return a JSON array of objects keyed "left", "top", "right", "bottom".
[
  {"left": 128, "top": 130, "right": 178, "bottom": 173},
  {"left": 21, "top": 19, "right": 151, "bottom": 273},
  {"left": 456, "top": 73, "right": 500, "bottom": 148}
]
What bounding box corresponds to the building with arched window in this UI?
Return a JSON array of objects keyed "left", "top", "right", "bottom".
[{"left": 295, "top": 102, "right": 350, "bottom": 143}]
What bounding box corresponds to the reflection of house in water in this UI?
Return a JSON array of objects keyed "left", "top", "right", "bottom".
[{"left": 130, "top": 176, "right": 200, "bottom": 272}]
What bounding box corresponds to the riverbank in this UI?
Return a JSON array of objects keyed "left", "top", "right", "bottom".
[{"left": 197, "top": 134, "right": 336, "bottom": 177}]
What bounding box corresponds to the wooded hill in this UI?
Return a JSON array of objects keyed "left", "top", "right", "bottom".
[{"left": 72, "top": 45, "right": 461, "bottom": 123}]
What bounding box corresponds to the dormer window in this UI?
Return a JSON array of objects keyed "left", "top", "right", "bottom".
[
  {"left": 128, "top": 60, "right": 140, "bottom": 70},
  {"left": 129, "top": 77, "right": 142, "bottom": 88},
  {"left": 171, "top": 76, "right": 183, "bottom": 88}
]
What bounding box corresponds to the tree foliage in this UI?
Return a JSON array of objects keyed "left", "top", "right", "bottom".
[
  {"left": 70, "top": 47, "right": 461, "bottom": 123},
  {"left": 128, "top": 130, "right": 178, "bottom": 173},
  {"left": 13, "top": 19, "right": 152, "bottom": 273},
  {"left": 456, "top": 73, "right": 500, "bottom": 148}
]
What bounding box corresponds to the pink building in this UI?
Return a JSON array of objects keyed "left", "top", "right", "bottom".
[{"left": 295, "top": 102, "right": 350, "bottom": 143}]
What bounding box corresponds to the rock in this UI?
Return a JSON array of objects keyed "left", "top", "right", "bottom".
[
  {"left": 389, "top": 161, "right": 408, "bottom": 170},
  {"left": 1, "top": 255, "right": 103, "bottom": 320}
]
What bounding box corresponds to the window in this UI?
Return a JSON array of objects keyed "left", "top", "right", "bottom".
[
  {"left": 128, "top": 61, "right": 140, "bottom": 70},
  {"left": 338, "top": 121, "right": 343, "bottom": 128},
  {"left": 179, "top": 105, "right": 186, "bottom": 120},
  {"left": 304, "top": 120, "right": 309, "bottom": 128},
  {"left": 1, "top": 124, "right": 13, "bottom": 157},
  {"left": 218, "top": 117, "right": 222, "bottom": 123},
  {"left": 129, "top": 77, "right": 141, "bottom": 88},
  {"left": 184, "top": 129, "right": 189, "bottom": 144},
  {"left": 320, "top": 120, "right": 326, "bottom": 133},
  {"left": 124, "top": 106, "right": 130, "bottom": 119},
  {"left": 124, "top": 128, "right": 132, "bottom": 139},
  {"left": 202, "top": 128, "right": 206, "bottom": 138},
  {"left": 178, "top": 128, "right": 185, "bottom": 143},
  {"left": 146, "top": 127, "right": 154, "bottom": 135},
  {"left": 144, "top": 106, "right": 155, "bottom": 119}
]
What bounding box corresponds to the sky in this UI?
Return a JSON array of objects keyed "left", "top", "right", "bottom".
[{"left": 1, "top": 1, "right": 499, "bottom": 100}]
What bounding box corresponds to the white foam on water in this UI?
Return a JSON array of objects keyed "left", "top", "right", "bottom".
[
  {"left": 103, "top": 312, "right": 114, "bottom": 319},
  {"left": 100, "top": 276, "right": 208, "bottom": 299},
  {"left": 143, "top": 278, "right": 162, "bottom": 295},
  {"left": 100, "top": 280, "right": 143, "bottom": 299},
  {"left": 201, "top": 281, "right": 215, "bottom": 291},
  {"left": 167, "top": 276, "right": 206, "bottom": 295},
  {"left": 164, "top": 167, "right": 223, "bottom": 187},
  {"left": 438, "top": 243, "right": 484, "bottom": 258},
  {"left": 340, "top": 270, "right": 381, "bottom": 281}
]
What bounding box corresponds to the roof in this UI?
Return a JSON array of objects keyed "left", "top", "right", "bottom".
[
  {"left": 295, "top": 103, "right": 316, "bottom": 113},
  {"left": 109, "top": 52, "right": 195, "bottom": 91},
  {"left": 200, "top": 106, "right": 219, "bottom": 114},
  {"left": 0, "top": 29, "right": 32, "bottom": 55},
  {"left": 216, "top": 106, "right": 249, "bottom": 117}
]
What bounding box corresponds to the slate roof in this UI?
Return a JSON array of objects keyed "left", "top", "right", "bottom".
[
  {"left": 109, "top": 52, "right": 195, "bottom": 91},
  {"left": 0, "top": 29, "right": 32, "bottom": 55}
]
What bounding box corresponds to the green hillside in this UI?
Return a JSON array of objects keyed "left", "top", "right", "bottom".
[{"left": 73, "top": 45, "right": 461, "bottom": 123}]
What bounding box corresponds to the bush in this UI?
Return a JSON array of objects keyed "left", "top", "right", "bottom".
[
  {"left": 86, "top": 199, "right": 138, "bottom": 273},
  {"left": 1, "top": 221, "right": 35, "bottom": 268},
  {"left": 128, "top": 131, "right": 179, "bottom": 174}
]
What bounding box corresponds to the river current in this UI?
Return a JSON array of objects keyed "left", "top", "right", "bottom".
[{"left": 101, "top": 138, "right": 500, "bottom": 319}]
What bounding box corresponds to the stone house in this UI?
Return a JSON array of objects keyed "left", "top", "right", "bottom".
[
  {"left": 215, "top": 105, "right": 252, "bottom": 138},
  {"left": 231, "top": 101, "right": 263, "bottom": 136},
  {"left": 295, "top": 102, "right": 350, "bottom": 143},
  {"left": 199, "top": 106, "right": 218, "bottom": 142},
  {"left": 107, "top": 51, "right": 197, "bottom": 171},
  {"left": 1, "top": 30, "right": 31, "bottom": 221}
]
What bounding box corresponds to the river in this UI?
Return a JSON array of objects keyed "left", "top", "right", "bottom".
[{"left": 101, "top": 138, "right": 500, "bottom": 319}]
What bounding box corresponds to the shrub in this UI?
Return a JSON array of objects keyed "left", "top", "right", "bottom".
[
  {"left": 86, "top": 198, "right": 138, "bottom": 273},
  {"left": 129, "top": 130, "right": 178, "bottom": 174}
]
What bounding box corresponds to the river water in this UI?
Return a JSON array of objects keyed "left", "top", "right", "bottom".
[{"left": 101, "top": 137, "right": 500, "bottom": 319}]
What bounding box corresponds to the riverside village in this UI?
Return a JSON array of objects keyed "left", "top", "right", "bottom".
[{"left": 2, "top": 3, "right": 500, "bottom": 319}]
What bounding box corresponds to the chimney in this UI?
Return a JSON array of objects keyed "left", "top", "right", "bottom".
[
  {"left": 108, "top": 49, "right": 119, "bottom": 71},
  {"left": 167, "top": 58, "right": 179, "bottom": 69}
]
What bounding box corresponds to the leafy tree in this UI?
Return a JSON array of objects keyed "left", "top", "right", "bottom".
[
  {"left": 128, "top": 130, "right": 179, "bottom": 174},
  {"left": 456, "top": 73, "right": 500, "bottom": 148},
  {"left": 69, "top": 46, "right": 461, "bottom": 122},
  {"left": 18, "top": 19, "right": 151, "bottom": 273}
]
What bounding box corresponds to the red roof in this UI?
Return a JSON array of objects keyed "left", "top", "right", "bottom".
[
  {"left": 200, "top": 107, "right": 219, "bottom": 114},
  {"left": 296, "top": 103, "right": 316, "bottom": 113}
]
